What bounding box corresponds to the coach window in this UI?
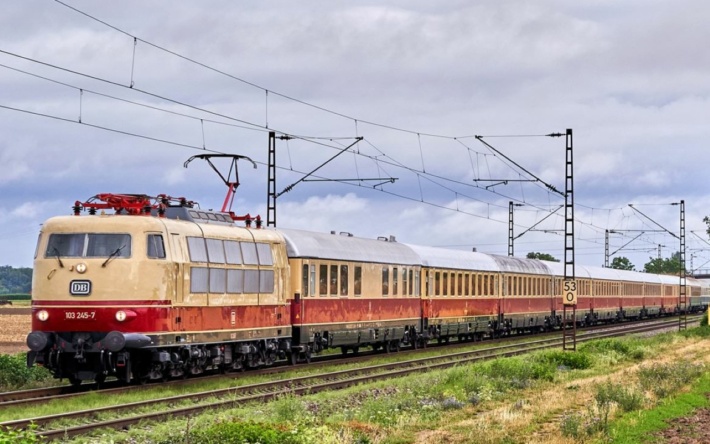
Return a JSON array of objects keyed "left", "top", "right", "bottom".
[
  {"left": 415, "top": 270, "right": 421, "bottom": 296},
  {"left": 409, "top": 269, "right": 415, "bottom": 296},
  {"left": 187, "top": 237, "right": 207, "bottom": 262},
  {"left": 244, "top": 270, "right": 259, "bottom": 293},
  {"left": 393, "top": 267, "right": 398, "bottom": 295},
  {"left": 435, "top": 272, "right": 440, "bottom": 296},
  {"left": 508, "top": 276, "right": 513, "bottom": 296},
  {"left": 256, "top": 243, "right": 273, "bottom": 265},
  {"left": 190, "top": 267, "right": 209, "bottom": 293},
  {"left": 302, "top": 264, "right": 309, "bottom": 297},
  {"left": 330, "top": 265, "right": 338, "bottom": 296},
  {"left": 260, "top": 270, "right": 275, "bottom": 293},
  {"left": 464, "top": 273, "right": 470, "bottom": 296},
  {"left": 443, "top": 273, "right": 448, "bottom": 296},
  {"left": 147, "top": 234, "right": 166, "bottom": 259},
  {"left": 210, "top": 268, "right": 226, "bottom": 293},
  {"left": 240, "top": 242, "right": 259, "bottom": 265},
  {"left": 340, "top": 265, "right": 348, "bottom": 296},
  {"left": 206, "top": 238, "right": 225, "bottom": 263},
  {"left": 402, "top": 268, "right": 408, "bottom": 296},
  {"left": 319, "top": 264, "right": 328, "bottom": 296},
  {"left": 310, "top": 265, "right": 316, "bottom": 296},
  {"left": 224, "top": 241, "right": 242, "bottom": 264},
  {"left": 354, "top": 266, "right": 362, "bottom": 296},
  {"left": 227, "top": 269, "right": 244, "bottom": 293},
  {"left": 382, "top": 267, "right": 390, "bottom": 295}
]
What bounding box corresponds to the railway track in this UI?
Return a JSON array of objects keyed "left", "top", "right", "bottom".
[
  {"left": 0, "top": 316, "right": 697, "bottom": 441},
  {"left": 0, "top": 314, "right": 694, "bottom": 407}
]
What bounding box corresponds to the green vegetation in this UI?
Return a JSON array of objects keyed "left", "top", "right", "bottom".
[
  {"left": 644, "top": 252, "right": 686, "bottom": 274},
  {"left": 0, "top": 266, "right": 32, "bottom": 295},
  {"left": 526, "top": 252, "right": 559, "bottom": 262},
  {"left": 610, "top": 256, "right": 635, "bottom": 271},
  {"left": 156, "top": 420, "right": 300, "bottom": 444},
  {"left": 608, "top": 372, "right": 710, "bottom": 443},
  {"left": 0, "top": 353, "right": 51, "bottom": 391},
  {"left": 1, "top": 324, "right": 708, "bottom": 443},
  {"left": 0, "top": 424, "right": 42, "bottom": 444},
  {"left": 560, "top": 361, "right": 706, "bottom": 441}
]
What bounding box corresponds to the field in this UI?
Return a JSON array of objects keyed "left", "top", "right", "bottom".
[{"left": 0, "top": 310, "right": 31, "bottom": 354}]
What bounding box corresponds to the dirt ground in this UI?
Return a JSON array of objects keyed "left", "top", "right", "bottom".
[
  {"left": 655, "top": 402, "right": 710, "bottom": 444},
  {"left": 0, "top": 311, "right": 31, "bottom": 354}
]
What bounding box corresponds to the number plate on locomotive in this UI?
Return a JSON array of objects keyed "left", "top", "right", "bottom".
[
  {"left": 65, "top": 311, "right": 96, "bottom": 320},
  {"left": 69, "top": 280, "right": 92, "bottom": 296}
]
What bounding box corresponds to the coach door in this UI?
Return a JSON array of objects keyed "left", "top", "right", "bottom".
[{"left": 169, "top": 232, "right": 186, "bottom": 331}]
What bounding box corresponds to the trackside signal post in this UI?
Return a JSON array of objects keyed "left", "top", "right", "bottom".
[{"left": 561, "top": 129, "right": 577, "bottom": 351}]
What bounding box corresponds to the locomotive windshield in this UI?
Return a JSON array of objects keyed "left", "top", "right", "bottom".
[{"left": 45, "top": 233, "right": 131, "bottom": 258}]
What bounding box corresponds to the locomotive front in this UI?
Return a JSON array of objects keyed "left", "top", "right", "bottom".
[{"left": 26, "top": 214, "right": 174, "bottom": 384}]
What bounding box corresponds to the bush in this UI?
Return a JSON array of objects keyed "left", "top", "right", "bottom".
[
  {"left": 157, "top": 421, "right": 300, "bottom": 444},
  {"left": 0, "top": 425, "right": 42, "bottom": 444},
  {"left": 595, "top": 380, "right": 644, "bottom": 413},
  {"left": 535, "top": 350, "right": 593, "bottom": 370},
  {"left": 579, "top": 338, "right": 630, "bottom": 355},
  {"left": 637, "top": 362, "right": 705, "bottom": 399},
  {"left": 482, "top": 357, "right": 556, "bottom": 384},
  {"left": 0, "top": 354, "right": 51, "bottom": 390}
]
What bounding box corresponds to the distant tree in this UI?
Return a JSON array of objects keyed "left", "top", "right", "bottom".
[
  {"left": 526, "top": 252, "right": 560, "bottom": 262},
  {"left": 0, "top": 266, "right": 32, "bottom": 294},
  {"left": 610, "top": 256, "right": 635, "bottom": 271},
  {"left": 643, "top": 252, "right": 685, "bottom": 275}
]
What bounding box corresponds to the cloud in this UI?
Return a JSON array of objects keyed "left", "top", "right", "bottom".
[{"left": 1, "top": 0, "right": 710, "bottom": 269}]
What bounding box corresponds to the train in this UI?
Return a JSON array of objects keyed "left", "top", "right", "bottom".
[{"left": 25, "top": 193, "right": 708, "bottom": 385}]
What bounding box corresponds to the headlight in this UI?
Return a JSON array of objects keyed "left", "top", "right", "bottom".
[
  {"left": 75, "top": 263, "right": 87, "bottom": 274},
  {"left": 115, "top": 310, "right": 127, "bottom": 322},
  {"left": 37, "top": 310, "right": 49, "bottom": 321}
]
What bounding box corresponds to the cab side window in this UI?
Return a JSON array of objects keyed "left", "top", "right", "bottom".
[{"left": 147, "top": 234, "right": 166, "bottom": 259}]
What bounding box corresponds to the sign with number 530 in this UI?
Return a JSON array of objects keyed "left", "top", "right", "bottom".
[{"left": 562, "top": 279, "right": 577, "bottom": 305}]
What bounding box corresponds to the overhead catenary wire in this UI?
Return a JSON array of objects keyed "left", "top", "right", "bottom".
[{"left": 4, "top": 3, "right": 702, "bottom": 262}]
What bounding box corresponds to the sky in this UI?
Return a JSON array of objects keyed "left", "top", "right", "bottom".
[{"left": 1, "top": 1, "right": 710, "bottom": 272}]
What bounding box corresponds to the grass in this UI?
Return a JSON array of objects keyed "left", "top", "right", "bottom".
[
  {"left": 3, "top": 322, "right": 710, "bottom": 443},
  {"left": 608, "top": 372, "right": 710, "bottom": 443}
]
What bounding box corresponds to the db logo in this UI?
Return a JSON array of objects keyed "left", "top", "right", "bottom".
[{"left": 70, "top": 280, "right": 92, "bottom": 296}]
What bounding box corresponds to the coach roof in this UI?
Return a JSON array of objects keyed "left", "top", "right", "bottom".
[
  {"left": 405, "top": 244, "right": 500, "bottom": 272},
  {"left": 279, "top": 228, "right": 421, "bottom": 265}
]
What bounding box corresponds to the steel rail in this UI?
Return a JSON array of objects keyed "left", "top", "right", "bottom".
[{"left": 0, "top": 317, "right": 694, "bottom": 440}]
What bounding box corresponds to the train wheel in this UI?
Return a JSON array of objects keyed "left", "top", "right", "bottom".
[
  {"left": 68, "top": 376, "right": 82, "bottom": 387},
  {"left": 289, "top": 351, "right": 298, "bottom": 366},
  {"left": 341, "top": 346, "right": 349, "bottom": 356},
  {"left": 352, "top": 346, "right": 360, "bottom": 355},
  {"left": 304, "top": 348, "right": 312, "bottom": 364}
]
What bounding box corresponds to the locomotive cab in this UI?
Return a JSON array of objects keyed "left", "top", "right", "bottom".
[{"left": 27, "top": 214, "right": 175, "bottom": 384}]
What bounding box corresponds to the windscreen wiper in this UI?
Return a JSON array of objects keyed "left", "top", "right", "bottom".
[
  {"left": 102, "top": 245, "right": 126, "bottom": 268},
  {"left": 52, "top": 247, "right": 64, "bottom": 268}
]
